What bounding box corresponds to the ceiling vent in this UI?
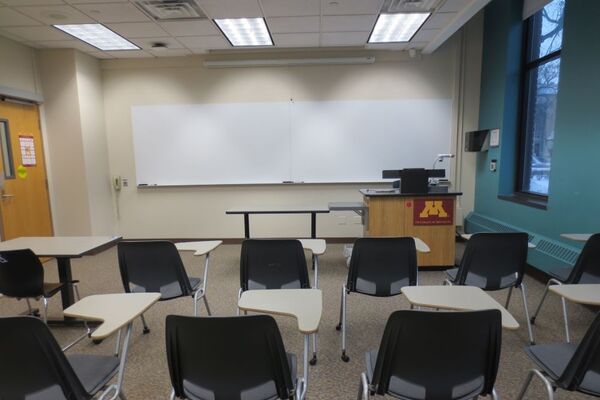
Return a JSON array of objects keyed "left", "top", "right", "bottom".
[
  {"left": 136, "top": 0, "right": 207, "bottom": 21},
  {"left": 382, "top": 0, "right": 441, "bottom": 13}
]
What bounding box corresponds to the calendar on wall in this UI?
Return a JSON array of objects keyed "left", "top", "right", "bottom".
[{"left": 19, "top": 135, "right": 36, "bottom": 166}]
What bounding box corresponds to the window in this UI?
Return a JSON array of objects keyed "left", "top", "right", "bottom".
[
  {"left": 519, "top": 0, "right": 565, "bottom": 196},
  {"left": 0, "top": 120, "right": 14, "bottom": 179}
]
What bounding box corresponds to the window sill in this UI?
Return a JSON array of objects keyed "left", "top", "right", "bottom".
[{"left": 498, "top": 194, "right": 548, "bottom": 210}]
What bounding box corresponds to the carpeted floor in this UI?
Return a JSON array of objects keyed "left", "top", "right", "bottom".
[{"left": 0, "top": 243, "right": 596, "bottom": 399}]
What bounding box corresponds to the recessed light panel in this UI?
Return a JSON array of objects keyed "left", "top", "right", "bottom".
[
  {"left": 368, "top": 13, "right": 430, "bottom": 43},
  {"left": 53, "top": 24, "right": 140, "bottom": 51},
  {"left": 214, "top": 18, "right": 273, "bottom": 47}
]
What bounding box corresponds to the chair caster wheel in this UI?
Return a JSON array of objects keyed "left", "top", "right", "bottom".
[
  {"left": 335, "top": 323, "right": 341, "bottom": 331},
  {"left": 143, "top": 327, "right": 150, "bottom": 334},
  {"left": 93, "top": 339, "right": 103, "bottom": 345},
  {"left": 341, "top": 352, "right": 350, "bottom": 362},
  {"left": 309, "top": 356, "right": 317, "bottom": 366}
]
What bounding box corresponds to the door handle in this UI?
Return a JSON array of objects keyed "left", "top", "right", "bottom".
[{"left": 1, "top": 194, "right": 14, "bottom": 198}]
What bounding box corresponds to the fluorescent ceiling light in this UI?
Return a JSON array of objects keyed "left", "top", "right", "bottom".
[
  {"left": 53, "top": 24, "right": 139, "bottom": 51},
  {"left": 368, "top": 13, "right": 430, "bottom": 43},
  {"left": 214, "top": 18, "right": 273, "bottom": 47}
]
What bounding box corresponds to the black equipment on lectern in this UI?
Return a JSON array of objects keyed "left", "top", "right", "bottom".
[{"left": 382, "top": 168, "right": 445, "bottom": 194}]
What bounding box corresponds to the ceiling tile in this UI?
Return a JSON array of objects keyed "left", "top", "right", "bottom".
[
  {"left": 196, "top": 0, "right": 262, "bottom": 19},
  {"left": 130, "top": 36, "right": 183, "bottom": 50},
  {"left": 322, "top": 15, "right": 377, "bottom": 32},
  {"left": 177, "top": 35, "right": 230, "bottom": 49},
  {"left": 34, "top": 39, "right": 98, "bottom": 52},
  {"left": 158, "top": 20, "right": 218, "bottom": 37},
  {"left": 322, "top": 0, "right": 384, "bottom": 16},
  {"left": 105, "top": 49, "right": 153, "bottom": 58},
  {"left": 267, "top": 16, "right": 319, "bottom": 34},
  {"left": 439, "top": 0, "right": 471, "bottom": 13},
  {"left": 0, "top": 28, "right": 27, "bottom": 41},
  {"left": 425, "top": 12, "right": 456, "bottom": 29},
  {"left": 260, "top": 0, "right": 319, "bottom": 17},
  {"left": 86, "top": 51, "right": 116, "bottom": 59},
  {"left": 321, "top": 31, "right": 369, "bottom": 46},
  {"left": 15, "top": 5, "right": 94, "bottom": 24},
  {"left": 272, "top": 32, "right": 319, "bottom": 47},
  {"left": 0, "top": 7, "right": 43, "bottom": 27},
  {"left": 149, "top": 48, "right": 192, "bottom": 57},
  {"left": 2, "top": 26, "right": 72, "bottom": 41},
  {"left": 1, "top": 0, "right": 64, "bottom": 5},
  {"left": 73, "top": 3, "right": 150, "bottom": 23},
  {"left": 411, "top": 28, "right": 439, "bottom": 42},
  {"left": 106, "top": 22, "right": 166, "bottom": 38}
]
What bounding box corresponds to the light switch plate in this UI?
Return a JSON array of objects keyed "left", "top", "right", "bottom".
[{"left": 490, "top": 129, "right": 500, "bottom": 147}]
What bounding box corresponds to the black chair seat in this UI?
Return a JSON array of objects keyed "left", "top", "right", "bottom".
[
  {"left": 525, "top": 343, "right": 576, "bottom": 381},
  {"left": 446, "top": 267, "right": 458, "bottom": 282},
  {"left": 68, "top": 354, "right": 120, "bottom": 395},
  {"left": 43, "top": 282, "right": 65, "bottom": 298},
  {"left": 546, "top": 267, "right": 572, "bottom": 282}
]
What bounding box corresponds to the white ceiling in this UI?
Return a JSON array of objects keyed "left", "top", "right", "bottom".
[{"left": 0, "top": 0, "right": 490, "bottom": 59}]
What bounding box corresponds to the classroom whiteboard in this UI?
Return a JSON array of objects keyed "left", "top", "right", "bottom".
[{"left": 131, "top": 99, "right": 452, "bottom": 185}]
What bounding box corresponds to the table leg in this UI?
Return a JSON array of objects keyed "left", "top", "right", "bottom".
[
  {"left": 244, "top": 213, "right": 250, "bottom": 238},
  {"left": 57, "top": 257, "right": 76, "bottom": 310},
  {"left": 310, "top": 213, "right": 316, "bottom": 238}
]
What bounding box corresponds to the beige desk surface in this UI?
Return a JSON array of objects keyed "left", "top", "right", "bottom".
[
  {"left": 238, "top": 289, "right": 322, "bottom": 334},
  {"left": 0, "top": 236, "right": 122, "bottom": 257},
  {"left": 401, "top": 285, "right": 520, "bottom": 330},
  {"left": 298, "top": 239, "right": 326, "bottom": 255},
  {"left": 560, "top": 233, "right": 592, "bottom": 242},
  {"left": 64, "top": 293, "right": 161, "bottom": 339},
  {"left": 460, "top": 233, "right": 536, "bottom": 249},
  {"left": 175, "top": 240, "right": 222, "bottom": 256},
  {"left": 549, "top": 284, "right": 600, "bottom": 305}
]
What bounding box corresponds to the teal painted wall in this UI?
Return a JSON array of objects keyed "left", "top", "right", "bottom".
[{"left": 474, "top": 0, "right": 600, "bottom": 258}]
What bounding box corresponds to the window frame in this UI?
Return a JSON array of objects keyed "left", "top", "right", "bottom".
[{"left": 516, "top": 3, "right": 564, "bottom": 200}]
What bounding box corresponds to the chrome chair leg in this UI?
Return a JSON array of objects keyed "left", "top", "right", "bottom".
[
  {"left": 358, "top": 372, "right": 369, "bottom": 400},
  {"left": 25, "top": 298, "right": 33, "bottom": 315},
  {"left": 202, "top": 294, "right": 212, "bottom": 316},
  {"left": 237, "top": 288, "right": 242, "bottom": 316},
  {"left": 519, "top": 283, "right": 535, "bottom": 344},
  {"left": 531, "top": 279, "right": 561, "bottom": 324},
  {"left": 505, "top": 286, "right": 513, "bottom": 309},
  {"left": 309, "top": 332, "right": 317, "bottom": 365},
  {"left": 516, "top": 370, "right": 555, "bottom": 400},
  {"left": 72, "top": 283, "right": 91, "bottom": 335},
  {"left": 341, "top": 285, "right": 349, "bottom": 362},
  {"left": 42, "top": 297, "right": 48, "bottom": 324},
  {"left": 561, "top": 296, "right": 571, "bottom": 342},
  {"left": 336, "top": 285, "right": 343, "bottom": 330},
  {"left": 140, "top": 314, "right": 150, "bottom": 334},
  {"left": 169, "top": 389, "right": 176, "bottom": 400},
  {"left": 491, "top": 387, "right": 500, "bottom": 400}
]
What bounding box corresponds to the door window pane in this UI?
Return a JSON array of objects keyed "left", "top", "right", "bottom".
[{"left": 0, "top": 120, "right": 14, "bottom": 179}]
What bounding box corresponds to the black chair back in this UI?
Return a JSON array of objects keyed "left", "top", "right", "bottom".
[
  {"left": 456, "top": 232, "right": 529, "bottom": 290},
  {"left": 347, "top": 237, "right": 417, "bottom": 296},
  {"left": 557, "top": 312, "right": 600, "bottom": 392},
  {"left": 166, "top": 315, "right": 295, "bottom": 400},
  {"left": 118, "top": 241, "right": 192, "bottom": 300},
  {"left": 0, "top": 249, "right": 44, "bottom": 298},
  {"left": 0, "top": 316, "right": 89, "bottom": 399},
  {"left": 371, "top": 310, "right": 502, "bottom": 400},
  {"left": 568, "top": 233, "right": 600, "bottom": 284},
  {"left": 240, "top": 239, "right": 309, "bottom": 291}
]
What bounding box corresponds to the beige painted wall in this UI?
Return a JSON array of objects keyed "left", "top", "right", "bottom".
[
  {"left": 37, "top": 49, "right": 92, "bottom": 236},
  {"left": 102, "top": 28, "right": 481, "bottom": 239},
  {"left": 75, "top": 52, "right": 115, "bottom": 235},
  {"left": 0, "top": 35, "right": 40, "bottom": 95}
]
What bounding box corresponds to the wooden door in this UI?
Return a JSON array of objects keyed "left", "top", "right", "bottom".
[{"left": 0, "top": 100, "right": 53, "bottom": 240}]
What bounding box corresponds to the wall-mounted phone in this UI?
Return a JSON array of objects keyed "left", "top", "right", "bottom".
[{"left": 113, "top": 176, "right": 122, "bottom": 191}]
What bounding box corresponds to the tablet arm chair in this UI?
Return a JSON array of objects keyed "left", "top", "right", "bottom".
[
  {"left": 238, "top": 239, "right": 313, "bottom": 363},
  {"left": 530, "top": 233, "right": 600, "bottom": 342},
  {"left": 517, "top": 311, "right": 600, "bottom": 400},
  {"left": 118, "top": 241, "right": 210, "bottom": 334},
  {"left": 0, "top": 316, "right": 123, "bottom": 400},
  {"left": 166, "top": 315, "right": 300, "bottom": 400},
  {"left": 337, "top": 237, "right": 418, "bottom": 362},
  {"left": 358, "top": 310, "right": 502, "bottom": 400},
  {"left": 0, "top": 249, "right": 85, "bottom": 327},
  {"left": 445, "top": 232, "right": 534, "bottom": 343}
]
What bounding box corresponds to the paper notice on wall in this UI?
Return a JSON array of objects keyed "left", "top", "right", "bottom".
[{"left": 19, "top": 135, "right": 36, "bottom": 166}]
